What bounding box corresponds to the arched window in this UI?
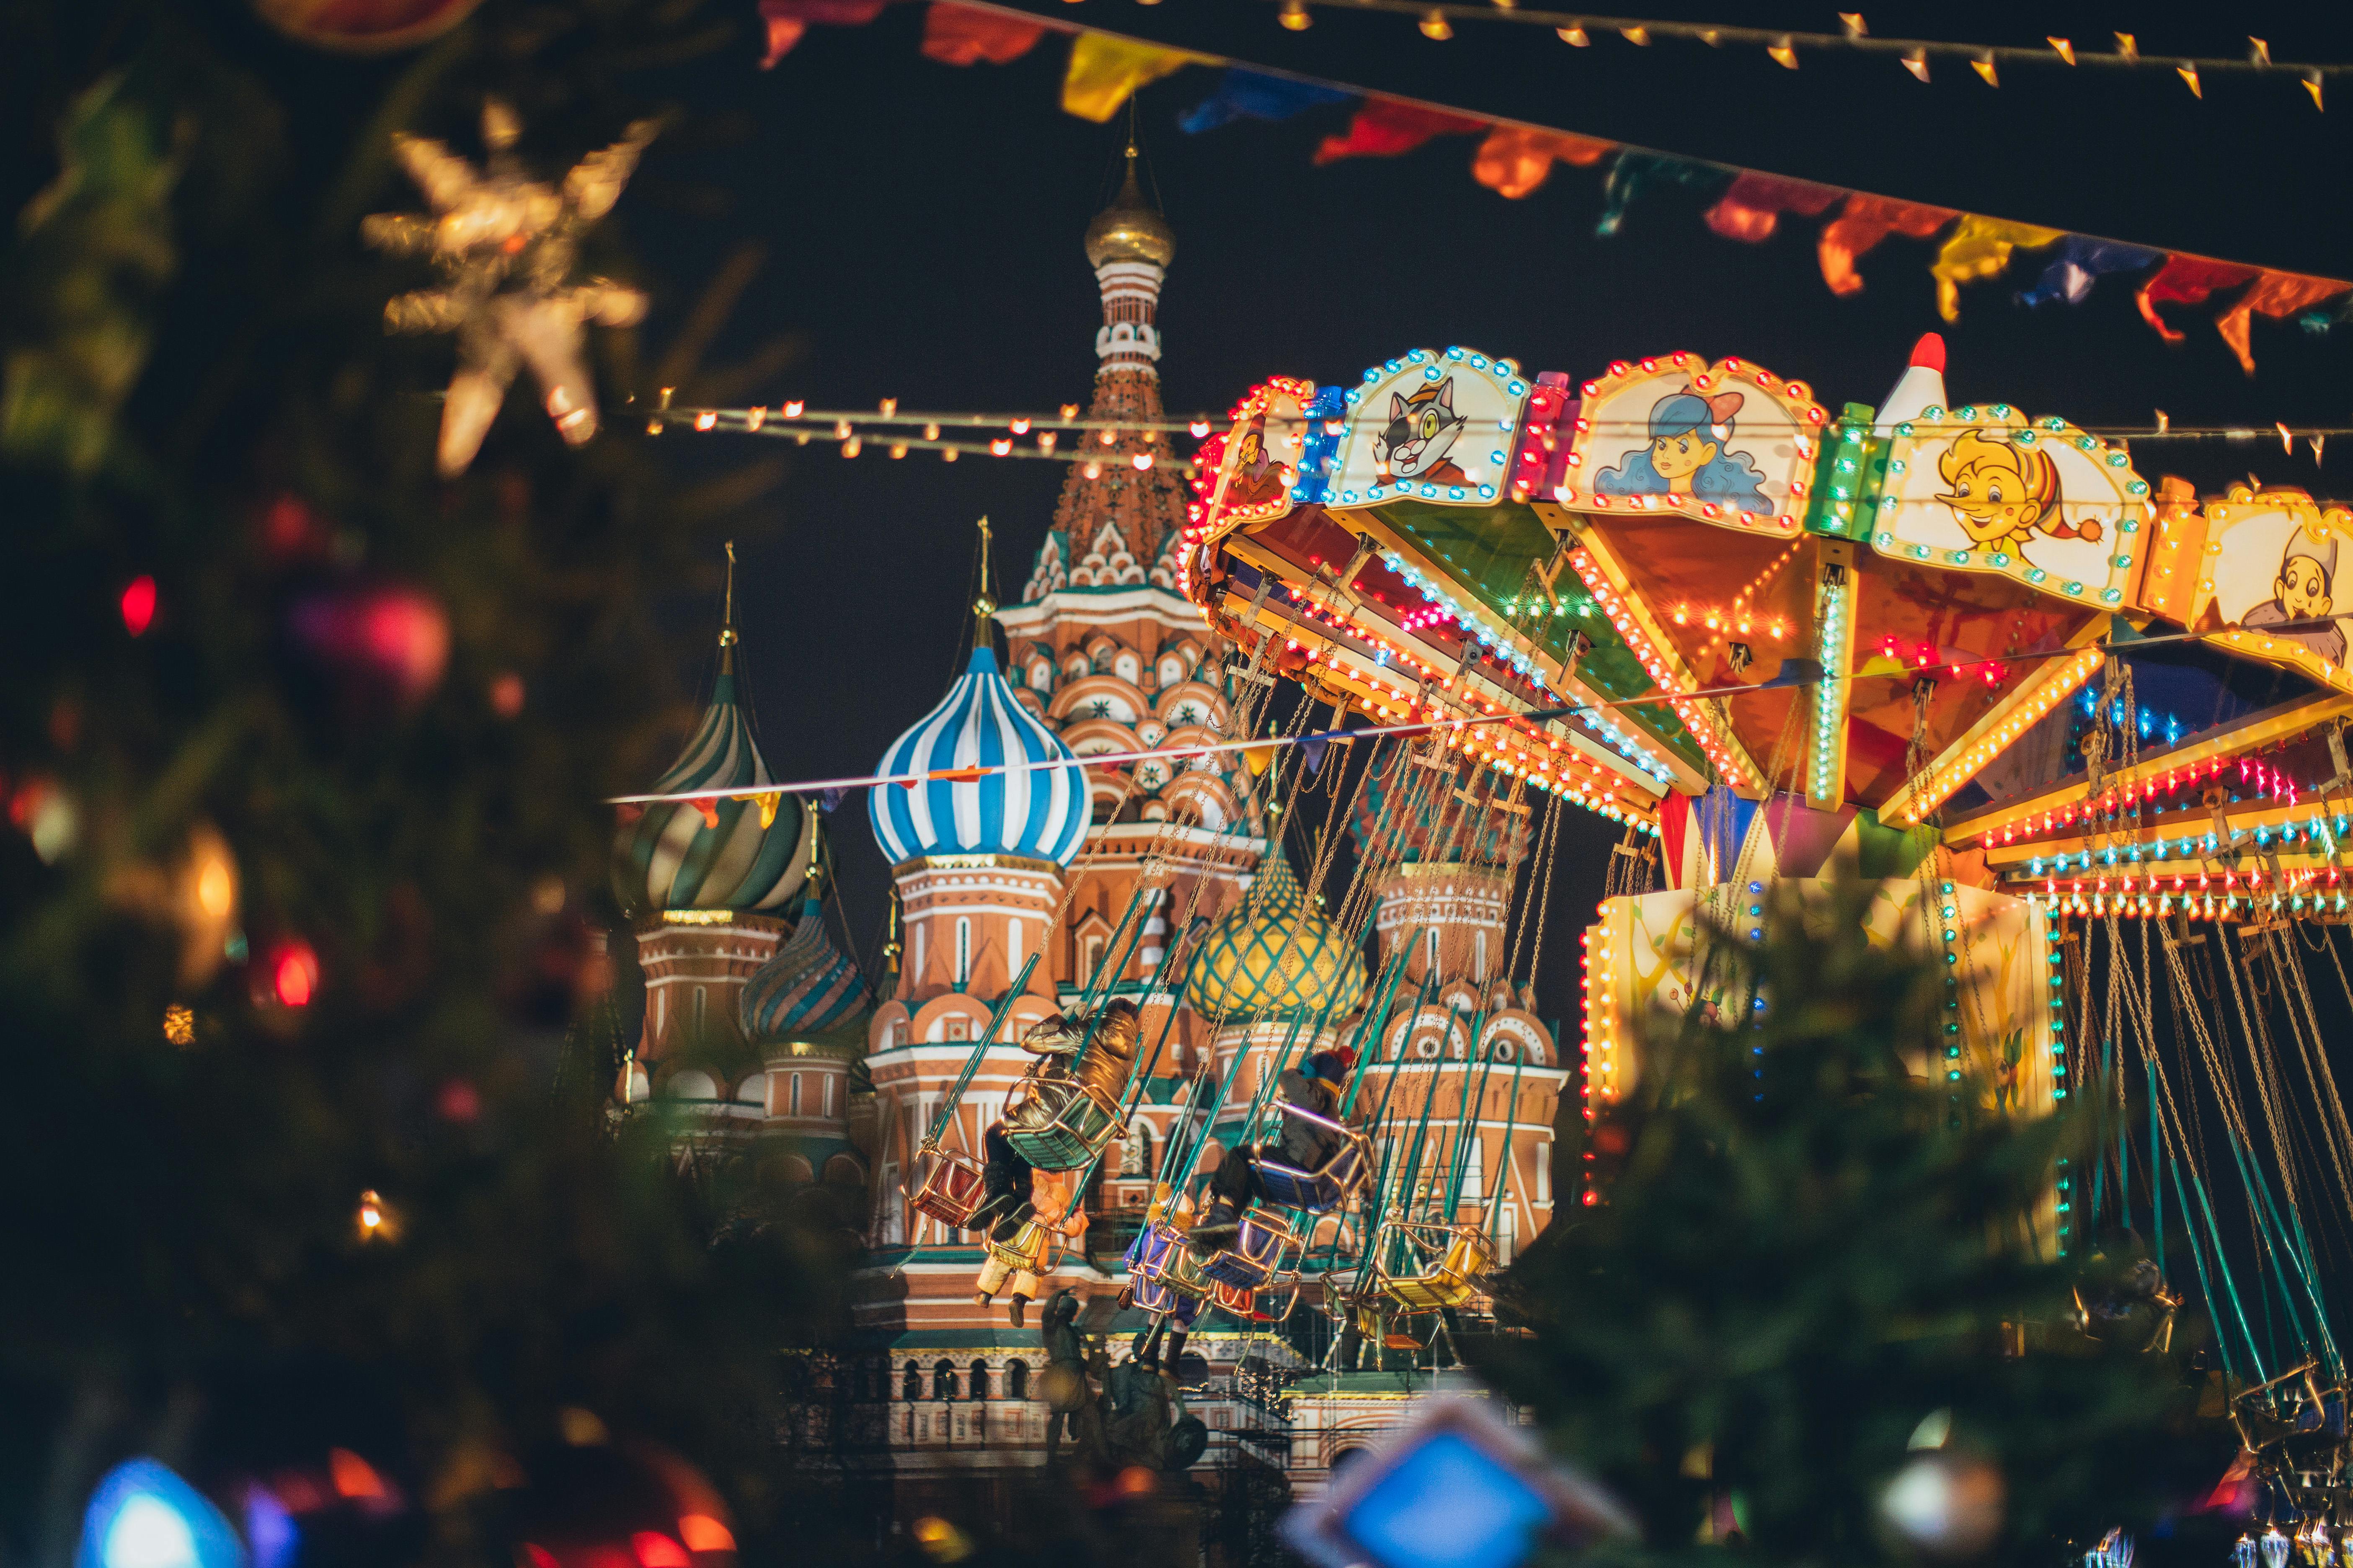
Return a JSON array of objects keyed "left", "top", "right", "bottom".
[
  {"left": 1426, "top": 931, "right": 1440, "bottom": 972},
  {"left": 1006, "top": 1360, "right": 1030, "bottom": 1400},
  {"left": 1082, "top": 935, "right": 1105, "bottom": 984},
  {"left": 1535, "top": 1141, "right": 1552, "bottom": 1205},
  {"left": 955, "top": 918, "right": 971, "bottom": 984},
  {"left": 1498, "top": 1203, "right": 1518, "bottom": 1265},
  {"left": 902, "top": 1361, "right": 922, "bottom": 1401},
  {"left": 1008, "top": 918, "right": 1024, "bottom": 977},
  {"left": 1122, "top": 1121, "right": 1153, "bottom": 1178},
  {"left": 914, "top": 924, "right": 927, "bottom": 979},
  {"left": 969, "top": 1360, "right": 992, "bottom": 1400},
  {"left": 790, "top": 1073, "right": 802, "bottom": 1117},
  {"left": 1474, "top": 930, "right": 1488, "bottom": 981},
  {"left": 933, "top": 1360, "right": 958, "bottom": 1401},
  {"left": 1463, "top": 1137, "right": 1484, "bottom": 1202}
]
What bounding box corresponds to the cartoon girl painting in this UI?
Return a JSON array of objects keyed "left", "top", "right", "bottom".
[
  {"left": 1594, "top": 387, "right": 1772, "bottom": 507},
  {"left": 1934, "top": 431, "right": 2102, "bottom": 556},
  {"left": 1222, "top": 418, "right": 1288, "bottom": 510}
]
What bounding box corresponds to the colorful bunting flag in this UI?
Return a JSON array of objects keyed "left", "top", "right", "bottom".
[
  {"left": 759, "top": 0, "right": 888, "bottom": 67},
  {"left": 1312, "top": 98, "right": 1486, "bottom": 165},
  {"left": 1929, "top": 214, "right": 2064, "bottom": 321},
  {"left": 1596, "top": 150, "right": 1730, "bottom": 237},
  {"left": 1062, "top": 33, "right": 1206, "bottom": 122},
  {"left": 2134, "top": 254, "right": 2260, "bottom": 342},
  {"left": 1470, "top": 125, "right": 1609, "bottom": 199},
  {"left": 754, "top": 1, "right": 2350, "bottom": 369},
  {"left": 1700, "top": 172, "right": 1839, "bottom": 243},
  {"left": 2016, "top": 235, "right": 2162, "bottom": 307},
  {"left": 1178, "top": 68, "right": 1351, "bottom": 134},
  {"left": 1816, "top": 193, "right": 1955, "bottom": 296},
  {"left": 2216, "top": 271, "right": 2348, "bottom": 374},
  {"left": 921, "top": 2, "right": 1043, "bottom": 65}
]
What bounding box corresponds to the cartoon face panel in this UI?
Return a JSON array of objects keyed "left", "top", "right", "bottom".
[
  {"left": 1322, "top": 348, "right": 1530, "bottom": 507},
  {"left": 1560, "top": 354, "right": 1824, "bottom": 532},
  {"left": 1876, "top": 406, "right": 2151, "bottom": 608},
  {"left": 1200, "top": 377, "right": 1312, "bottom": 541},
  {"left": 2188, "top": 486, "right": 2353, "bottom": 688}
]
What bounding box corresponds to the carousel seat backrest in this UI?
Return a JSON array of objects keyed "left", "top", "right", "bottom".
[
  {"left": 1001, "top": 1076, "right": 1124, "bottom": 1171},
  {"left": 910, "top": 1148, "right": 988, "bottom": 1228},
  {"left": 1128, "top": 1217, "right": 1211, "bottom": 1298},
  {"left": 1198, "top": 1208, "right": 1300, "bottom": 1290},
  {"left": 1254, "top": 1103, "right": 1372, "bottom": 1211}
]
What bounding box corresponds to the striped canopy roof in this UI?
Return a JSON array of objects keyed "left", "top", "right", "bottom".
[
  {"left": 611, "top": 659, "right": 815, "bottom": 915},
  {"left": 870, "top": 646, "right": 1089, "bottom": 868}
]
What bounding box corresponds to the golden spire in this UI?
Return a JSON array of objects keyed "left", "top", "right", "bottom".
[
  {"left": 718, "top": 539, "right": 738, "bottom": 670},
  {"left": 972, "top": 516, "right": 997, "bottom": 638},
  {"left": 1083, "top": 141, "right": 1175, "bottom": 270}
]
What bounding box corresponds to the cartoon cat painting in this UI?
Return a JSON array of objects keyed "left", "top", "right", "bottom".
[{"left": 1374, "top": 377, "right": 1470, "bottom": 486}]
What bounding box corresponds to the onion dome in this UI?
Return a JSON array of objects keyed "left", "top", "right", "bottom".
[
  {"left": 870, "top": 646, "right": 1090, "bottom": 867},
  {"left": 1083, "top": 149, "right": 1175, "bottom": 270},
  {"left": 1184, "top": 846, "right": 1367, "bottom": 1024},
  {"left": 611, "top": 646, "right": 816, "bottom": 916},
  {"left": 740, "top": 895, "right": 869, "bottom": 1043}
]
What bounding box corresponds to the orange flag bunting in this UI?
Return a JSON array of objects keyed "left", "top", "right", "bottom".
[
  {"left": 1930, "top": 214, "right": 2064, "bottom": 321},
  {"left": 921, "top": 2, "right": 1043, "bottom": 64},
  {"left": 1314, "top": 98, "right": 1488, "bottom": 165},
  {"left": 1816, "top": 193, "right": 1955, "bottom": 296},
  {"left": 2215, "top": 271, "right": 2348, "bottom": 374},
  {"left": 2134, "top": 255, "right": 2260, "bottom": 343},
  {"left": 1470, "top": 126, "right": 1611, "bottom": 199},
  {"left": 1701, "top": 173, "right": 1839, "bottom": 243}
]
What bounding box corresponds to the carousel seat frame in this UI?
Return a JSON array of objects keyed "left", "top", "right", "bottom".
[
  {"left": 1372, "top": 1219, "right": 1498, "bottom": 1313},
  {"left": 1129, "top": 1217, "right": 1212, "bottom": 1316},
  {"left": 1199, "top": 1207, "right": 1304, "bottom": 1290},
  {"left": 1001, "top": 1076, "right": 1125, "bottom": 1172},
  {"left": 1253, "top": 1104, "right": 1374, "bottom": 1212},
  {"left": 909, "top": 1147, "right": 989, "bottom": 1230}
]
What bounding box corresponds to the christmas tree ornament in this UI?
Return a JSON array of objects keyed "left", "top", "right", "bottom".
[
  {"left": 251, "top": 0, "right": 486, "bottom": 52},
  {"left": 76, "top": 1459, "right": 245, "bottom": 1568},
  {"left": 363, "top": 101, "right": 658, "bottom": 477},
  {"left": 287, "top": 580, "right": 451, "bottom": 711}
]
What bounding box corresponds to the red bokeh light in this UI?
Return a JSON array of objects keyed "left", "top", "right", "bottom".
[
  {"left": 273, "top": 941, "right": 320, "bottom": 1007},
  {"left": 121, "top": 576, "right": 157, "bottom": 637}
]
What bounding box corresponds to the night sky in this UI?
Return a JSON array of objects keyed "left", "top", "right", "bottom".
[{"left": 620, "top": 2, "right": 2353, "bottom": 1007}]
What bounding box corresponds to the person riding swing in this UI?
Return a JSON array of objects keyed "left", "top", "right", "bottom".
[
  {"left": 968, "top": 997, "right": 1141, "bottom": 1244},
  {"left": 1186, "top": 1045, "right": 1356, "bottom": 1255}
]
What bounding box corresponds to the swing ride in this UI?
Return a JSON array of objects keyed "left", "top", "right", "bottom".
[{"left": 1162, "top": 330, "right": 2353, "bottom": 1534}]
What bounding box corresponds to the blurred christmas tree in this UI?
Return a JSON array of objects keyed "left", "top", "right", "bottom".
[
  {"left": 1484, "top": 876, "right": 2213, "bottom": 1568},
  {"left": 0, "top": 3, "right": 850, "bottom": 1565}
]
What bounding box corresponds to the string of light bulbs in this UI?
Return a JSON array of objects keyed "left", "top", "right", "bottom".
[
  {"left": 647, "top": 398, "right": 2353, "bottom": 456},
  {"left": 603, "top": 621, "right": 2322, "bottom": 808},
  {"left": 1256, "top": 5, "right": 2338, "bottom": 103}
]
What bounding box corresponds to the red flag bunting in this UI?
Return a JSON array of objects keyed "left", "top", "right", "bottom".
[
  {"left": 1701, "top": 173, "right": 1839, "bottom": 243},
  {"left": 1816, "top": 193, "right": 1955, "bottom": 296},
  {"left": 1471, "top": 125, "right": 1611, "bottom": 199},
  {"left": 921, "top": 1, "right": 1043, "bottom": 64},
  {"left": 2133, "top": 254, "right": 2259, "bottom": 343},
  {"left": 1313, "top": 99, "right": 1488, "bottom": 166},
  {"left": 759, "top": 0, "right": 888, "bottom": 67},
  {"left": 2215, "top": 270, "right": 2346, "bottom": 374}
]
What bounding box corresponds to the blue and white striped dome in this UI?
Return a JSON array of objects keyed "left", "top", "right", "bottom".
[{"left": 870, "top": 647, "right": 1089, "bottom": 868}]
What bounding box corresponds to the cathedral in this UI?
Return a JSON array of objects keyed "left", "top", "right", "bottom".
[{"left": 607, "top": 148, "right": 1567, "bottom": 1530}]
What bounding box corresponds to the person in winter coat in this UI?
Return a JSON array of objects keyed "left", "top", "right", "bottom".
[{"left": 1187, "top": 1046, "right": 1354, "bottom": 1256}]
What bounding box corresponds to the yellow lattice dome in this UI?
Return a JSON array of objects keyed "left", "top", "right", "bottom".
[{"left": 1183, "top": 847, "right": 1365, "bottom": 1024}]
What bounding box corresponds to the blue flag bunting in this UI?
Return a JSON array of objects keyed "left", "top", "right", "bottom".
[
  {"left": 2017, "top": 235, "right": 2163, "bottom": 308},
  {"left": 1178, "top": 69, "right": 1352, "bottom": 134},
  {"left": 1595, "top": 150, "right": 1733, "bottom": 239}
]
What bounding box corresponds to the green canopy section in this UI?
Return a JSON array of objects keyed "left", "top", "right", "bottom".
[{"left": 1359, "top": 495, "right": 1711, "bottom": 776}]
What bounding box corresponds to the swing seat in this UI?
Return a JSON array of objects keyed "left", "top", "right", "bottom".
[
  {"left": 1373, "top": 1221, "right": 1495, "bottom": 1313},
  {"left": 1199, "top": 1208, "right": 1302, "bottom": 1290},
  {"left": 909, "top": 1148, "right": 989, "bottom": 1230},
  {"left": 1000, "top": 1077, "right": 1125, "bottom": 1171},
  {"left": 1210, "top": 1279, "right": 1269, "bottom": 1320},
  {"left": 1127, "top": 1219, "right": 1211, "bottom": 1300},
  {"left": 983, "top": 1215, "right": 1055, "bottom": 1273},
  {"left": 1253, "top": 1105, "right": 1373, "bottom": 1212}
]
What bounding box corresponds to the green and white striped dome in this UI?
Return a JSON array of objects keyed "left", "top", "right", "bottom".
[
  {"left": 1183, "top": 846, "right": 1366, "bottom": 1024},
  {"left": 611, "top": 653, "right": 816, "bottom": 916}
]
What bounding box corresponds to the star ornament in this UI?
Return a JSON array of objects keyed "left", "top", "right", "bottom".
[{"left": 363, "top": 99, "right": 659, "bottom": 477}]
